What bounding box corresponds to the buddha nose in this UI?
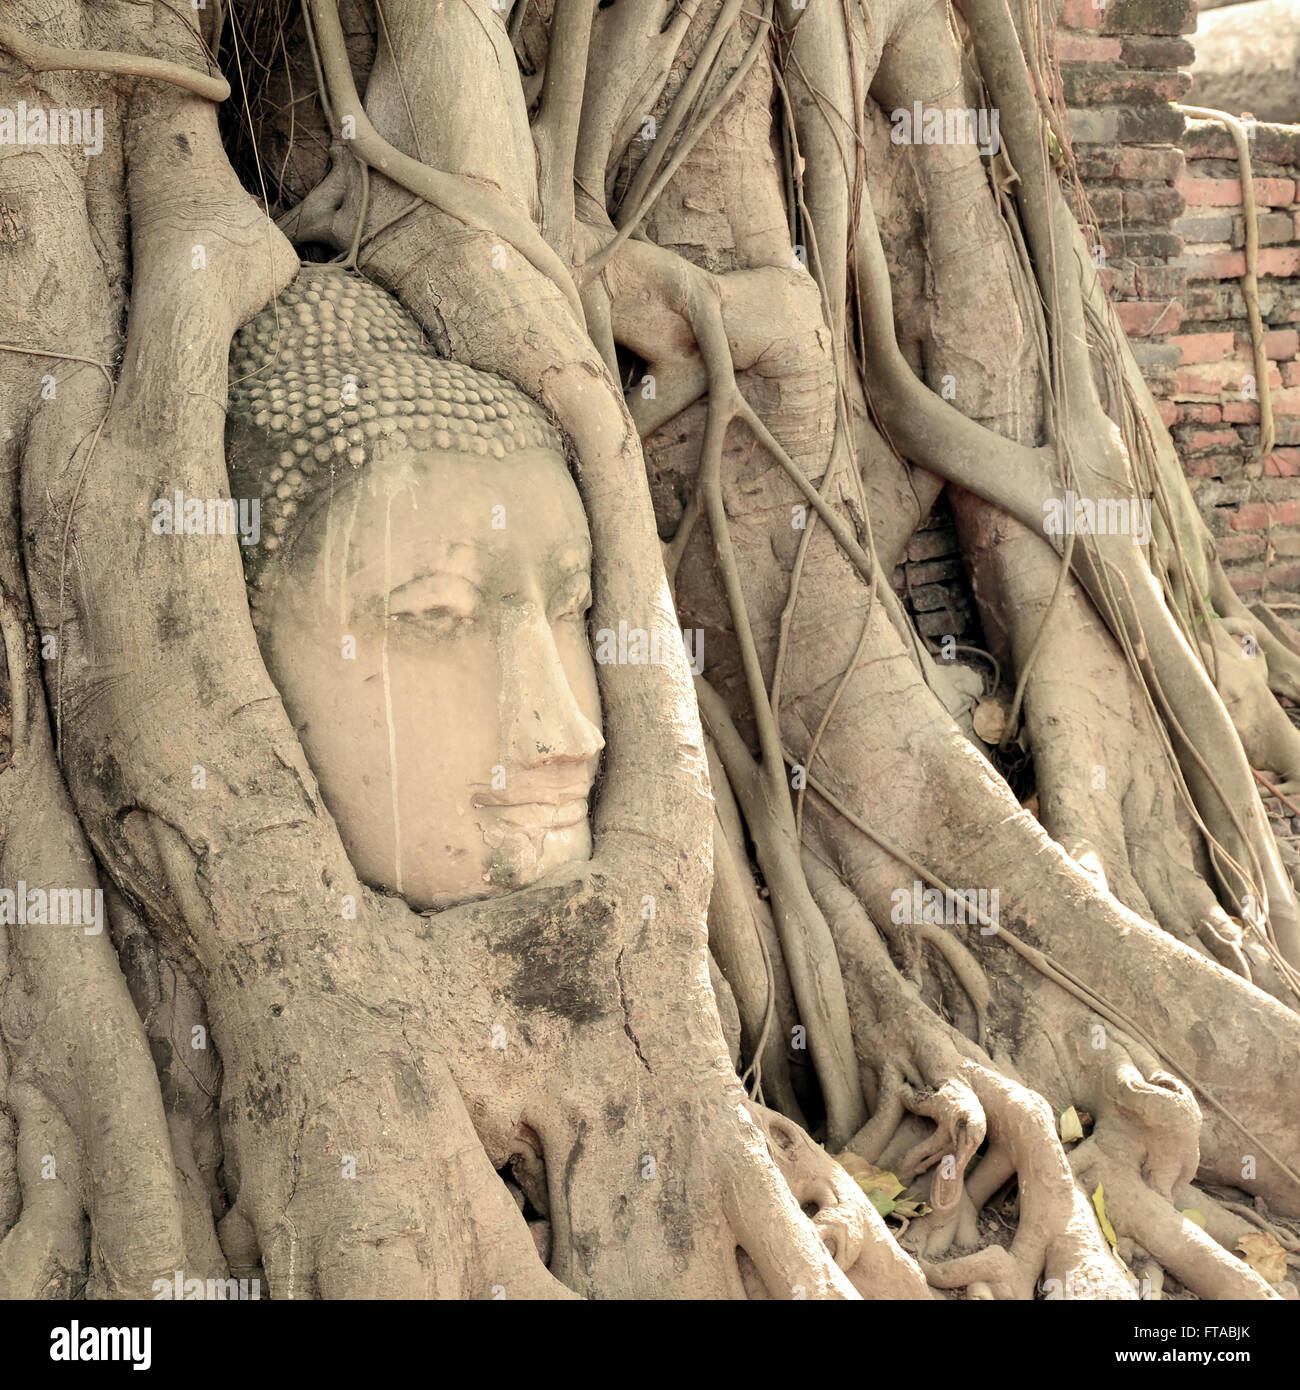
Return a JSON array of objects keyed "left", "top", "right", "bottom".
[{"left": 501, "top": 603, "right": 604, "bottom": 769}]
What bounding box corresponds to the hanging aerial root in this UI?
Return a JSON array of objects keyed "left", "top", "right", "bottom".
[{"left": 302, "top": 0, "right": 584, "bottom": 321}]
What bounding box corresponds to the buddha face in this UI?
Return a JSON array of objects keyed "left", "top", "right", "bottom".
[{"left": 258, "top": 446, "right": 604, "bottom": 910}]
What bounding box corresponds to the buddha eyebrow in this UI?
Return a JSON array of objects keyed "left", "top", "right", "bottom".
[{"left": 386, "top": 570, "right": 487, "bottom": 603}]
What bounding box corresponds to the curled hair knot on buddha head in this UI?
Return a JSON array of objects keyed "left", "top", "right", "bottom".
[{"left": 226, "top": 264, "right": 564, "bottom": 624}]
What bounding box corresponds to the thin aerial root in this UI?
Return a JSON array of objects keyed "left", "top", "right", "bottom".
[{"left": 0, "top": 19, "right": 230, "bottom": 102}]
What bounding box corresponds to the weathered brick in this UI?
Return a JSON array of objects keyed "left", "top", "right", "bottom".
[
  {"left": 1130, "top": 339, "right": 1182, "bottom": 369},
  {"left": 1182, "top": 121, "right": 1300, "bottom": 167},
  {"left": 1265, "top": 449, "right": 1300, "bottom": 478},
  {"left": 1230, "top": 499, "right": 1300, "bottom": 531},
  {"left": 1061, "top": 0, "right": 1105, "bottom": 29},
  {"left": 1172, "top": 213, "right": 1233, "bottom": 243},
  {"left": 1249, "top": 211, "right": 1294, "bottom": 247},
  {"left": 1057, "top": 34, "right": 1123, "bottom": 62},
  {"left": 1176, "top": 359, "right": 1279, "bottom": 395},
  {"left": 1260, "top": 247, "right": 1300, "bottom": 278},
  {"left": 1175, "top": 247, "right": 1246, "bottom": 280},
  {"left": 1100, "top": 0, "right": 1197, "bottom": 35},
  {"left": 1118, "top": 34, "right": 1196, "bottom": 68},
  {"left": 1175, "top": 402, "right": 1223, "bottom": 424},
  {"left": 905, "top": 529, "right": 957, "bottom": 564},
  {"left": 1133, "top": 264, "right": 1186, "bottom": 299},
  {"left": 1075, "top": 143, "right": 1184, "bottom": 182},
  {"left": 1117, "top": 299, "right": 1185, "bottom": 335},
  {"left": 1177, "top": 176, "right": 1297, "bottom": 208},
  {"left": 1157, "top": 398, "right": 1179, "bottom": 428},
  {"left": 1170, "top": 330, "right": 1234, "bottom": 363},
  {"left": 1282, "top": 361, "right": 1300, "bottom": 388},
  {"left": 1122, "top": 186, "right": 1186, "bottom": 222},
  {"left": 1088, "top": 187, "right": 1123, "bottom": 220},
  {"left": 1216, "top": 532, "right": 1267, "bottom": 560},
  {"left": 1180, "top": 285, "right": 1231, "bottom": 320},
  {"left": 1062, "top": 66, "right": 1190, "bottom": 107},
  {"left": 1067, "top": 108, "right": 1120, "bottom": 144},
  {"left": 1102, "top": 229, "right": 1184, "bottom": 259},
  {"left": 1118, "top": 105, "right": 1187, "bottom": 145},
  {"left": 1229, "top": 569, "right": 1263, "bottom": 595},
  {"left": 1176, "top": 425, "right": 1240, "bottom": 452},
  {"left": 1263, "top": 330, "right": 1300, "bottom": 361},
  {"left": 917, "top": 608, "right": 969, "bottom": 639},
  {"left": 906, "top": 557, "right": 963, "bottom": 587}
]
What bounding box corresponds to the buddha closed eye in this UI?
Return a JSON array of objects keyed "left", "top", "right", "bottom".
[{"left": 226, "top": 267, "right": 604, "bottom": 909}]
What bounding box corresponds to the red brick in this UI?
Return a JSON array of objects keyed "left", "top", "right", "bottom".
[
  {"left": 1177, "top": 177, "right": 1297, "bottom": 209},
  {"left": 1179, "top": 426, "right": 1240, "bottom": 452},
  {"left": 1170, "top": 330, "right": 1234, "bottom": 364},
  {"left": 1230, "top": 500, "right": 1300, "bottom": 530},
  {"left": 1056, "top": 34, "right": 1121, "bottom": 61},
  {"left": 1176, "top": 360, "right": 1258, "bottom": 396},
  {"left": 1076, "top": 144, "right": 1184, "bottom": 183},
  {"left": 1116, "top": 300, "right": 1185, "bottom": 336},
  {"left": 1119, "top": 34, "right": 1196, "bottom": 69},
  {"left": 1101, "top": 0, "right": 1197, "bottom": 35},
  {"left": 1265, "top": 449, "right": 1300, "bottom": 477},
  {"left": 1274, "top": 387, "right": 1300, "bottom": 416},
  {"left": 1157, "top": 399, "right": 1178, "bottom": 429},
  {"left": 1179, "top": 249, "right": 1247, "bottom": 281},
  {"left": 1061, "top": 0, "right": 1103, "bottom": 29},
  {"left": 1133, "top": 265, "right": 1187, "bottom": 300},
  {"left": 1063, "top": 67, "right": 1190, "bottom": 107},
  {"left": 1259, "top": 247, "right": 1300, "bottom": 278},
  {"left": 1229, "top": 570, "right": 1263, "bottom": 595},
  {"left": 1264, "top": 330, "right": 1300, "bottom": 361},
  {"left": 1283, "top": 362, "right": 1300, "bottom": 388},
  {"left": 1184, "top": 455, "right": 1222, "bottom": 478},
  {"left": 1224, "top": 401, "right": 1262, "bottom": 423},
  {"left": 1176, "top": 403, "right": 1223, "bottom": 424},
  {"left": 1216, "top": 533, "right": 1267, "bottom": 560},
  {"left": 1122, "top": 186, "right": 1187, "bottom": 223}
]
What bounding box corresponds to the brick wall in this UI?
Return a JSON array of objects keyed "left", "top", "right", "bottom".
[
  {"left": 1173, "top": 120, "right": 1300, "bottom": 599},
  {"left": 893, "top": 0, "right": 1300, "bottom": 632}
]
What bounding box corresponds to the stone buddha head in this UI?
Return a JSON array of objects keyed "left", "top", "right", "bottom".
[{"left": 226, "top": 267, "right": 603, "bottom": 910}]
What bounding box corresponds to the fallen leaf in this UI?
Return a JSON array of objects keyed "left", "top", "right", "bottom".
[
  {"left": 1059, "top": 1105, "right": 1084, "bottom": 1143},
  {"left": 1180, "top": 1208, "right": 1206, "bottom": 1230},
  {"left": 1237, "top": 1232, "right": 1288, "bottom": 1285},
  {"left": 866, "top": 1190, "right": 897, "bottom": 1218},
  {"left": 1092, "top": 1184, "right": 1118, "bottom": 1248}
]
